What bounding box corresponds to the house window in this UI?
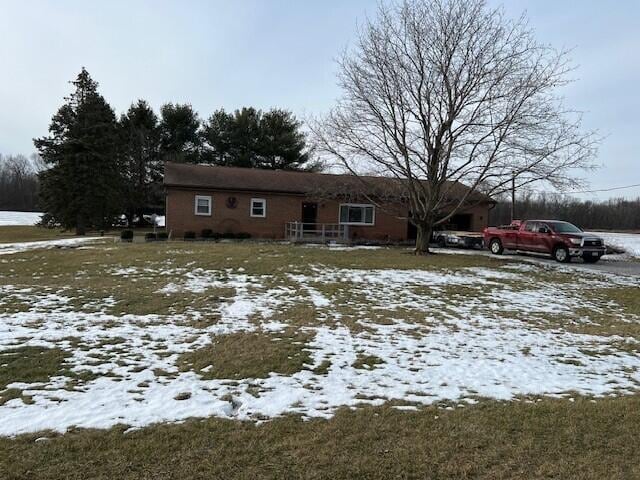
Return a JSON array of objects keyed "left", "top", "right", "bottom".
[
  {"left": 194, "top": 195, "right": 212, "bottom": 216},
  {"left": 250, "top": 198, "right": 266, "bottom": 218},
  {"left": 339, "top": 204, "right": 375, "bottom": 225}
]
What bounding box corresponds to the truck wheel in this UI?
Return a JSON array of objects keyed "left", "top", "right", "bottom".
[
  {"left": 437, "top": 237, "right": 446, "bottom": 248},
  {"left": 553, "top": 245, "right": 570, "bottom": 263},
  {"left": 489, "top": 238, "right": 503, "bottom": 255}
]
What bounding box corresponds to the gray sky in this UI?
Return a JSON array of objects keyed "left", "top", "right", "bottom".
[{"left": 1, "top": 0, "right": 638, "bottom": 199}]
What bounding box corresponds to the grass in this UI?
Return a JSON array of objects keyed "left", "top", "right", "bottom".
[
  {"left": 0, "top": 226, "right": 73, "bottom": 243},
  {"left": 0, "top": 346, "right": 69, "bottom": 390},
  {"left": 0, "top": 346, "right": 69, "bottom": 406},
  {"left": 0, "top": 225, "right": 161, "bottom": 244},
  {"left": 352, "top": 354, "right": 385, "bottom": 370},
  {"left": 177, "top": 330, "right": 313, "bottom": 379},
  {"left": 2, "top": 241, "right": 640, "bottom": 477},
  {"left": 1, "top": 396, "right": 639, "bottom": 479},
  {"left": 0, "top": 241, "right": 509, "bottom": 319}
]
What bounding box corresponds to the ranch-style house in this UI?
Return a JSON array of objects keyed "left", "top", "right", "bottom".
[{"left": 163, "top": 162, "right": 493, "bottom": 243}]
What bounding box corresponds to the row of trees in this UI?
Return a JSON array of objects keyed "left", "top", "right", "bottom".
[
  {"left": 36, "top": 68, "right": 314, "bottom": 233},
  {"left": 0, "top": 154, "right": 43, "bottom": 211},
  {"left": 155, "top": 101, "right": 316, "bottom": 170},
  {"left": 491, "top": 194, "right": 640, "bottom": 230}
]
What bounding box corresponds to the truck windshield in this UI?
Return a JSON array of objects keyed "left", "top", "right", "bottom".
[{"left": 547, "top": 222, "right": 582, "bottom": 233}]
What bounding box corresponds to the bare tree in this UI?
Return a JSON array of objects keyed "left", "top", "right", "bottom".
[
  {"left": 311, "top": 0, "right": 598, "bottom": 254},
  {"left": 0, "top": 153, "right": 43, "bottom": 211}
]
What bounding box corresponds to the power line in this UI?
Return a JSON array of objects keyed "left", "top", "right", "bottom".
[
  {"left": 566, "top": 183, "right": 640, "bottom": 194},
  {"left": 519, "top": 182, "right": 640, "bottom": 196}
]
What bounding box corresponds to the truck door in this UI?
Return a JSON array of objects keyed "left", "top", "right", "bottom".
[
  {"left": 518, "top": 221, "right": 537, "bottom": 251},
  {"left": 502, "top": 227, "right": 518, "bottom": 249},
  {"left": 535, "top": 222, "right": 553, "bottom": 252}
]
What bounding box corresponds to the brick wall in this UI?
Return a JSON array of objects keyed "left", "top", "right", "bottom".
[{"left": 165, "top": 187, "right": 490, "bottom": 240}]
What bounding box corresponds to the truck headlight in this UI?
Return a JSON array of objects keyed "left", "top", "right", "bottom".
[{"left": 569, "top": 238, "right": 582, "bottom": 245}]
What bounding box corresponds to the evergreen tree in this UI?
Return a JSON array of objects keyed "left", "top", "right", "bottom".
[
  {"left": 200, "top": 109, "right": 234, "bottom": 165},
  {"left": 158, "top": 103, "right": 201, "bottom": 163},
  {"left": 35, "top": 68, "right": 122, "bottom": 234},
  {"left": 201, "top": 107, "right": 316, "bottom": 170},
  {"left": 119, "top": 99, "right": 162, "bottom": 224},
  {"left": 257, "top": 109, "right": 309, "bottom": 170}
]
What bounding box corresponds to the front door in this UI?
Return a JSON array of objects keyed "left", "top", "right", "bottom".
[{"left": 301, "top": 202, "right": 318, "bottom": 231}]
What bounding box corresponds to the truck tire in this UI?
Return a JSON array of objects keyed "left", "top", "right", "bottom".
[
  {"left": 553, "top": 245, "right": 570, "bottom": 263},
  {"left": 437, "top": 237, "right": 446, "bottom": 248},
  {"left": 489, "top": 238, "right": 503, "bottom": 255}
]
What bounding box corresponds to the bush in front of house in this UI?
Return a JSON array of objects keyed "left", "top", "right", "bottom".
[
  {"left": 220, "top": 232, "right": 236, "bottom": 239},
  {"left": 236, "top": 232, "right": 252, "bottom": 240},
  {"left": 184, "top": 231, "right": 196, "bottom": 240},
  {"left": 145, "top": 232, "right": 157, "bottom": 241},
  {"left": 120, "top": 230, "right": 134, "bottom": 242},
  {"left": 201, "top": 229, "right": 213, "bottom": 239},
  {"left": 157, "top": 232, "right": 168, "bottom": 241}
]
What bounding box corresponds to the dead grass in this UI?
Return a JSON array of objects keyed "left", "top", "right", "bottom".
[
  {"left": 0, "top": 346, "right": 70, "bottom": 406},
  {"left": 177, "top": 330, "right": 313, "bottom": 379},
  {"left": 1, "top": 396, "right": 640, "bottom": 479},
  {"left": 0, "top": 225, "right": 157, "bottom": 244},
  {"left": 0, "top": 346, "right": 69, "bottom": 390},
  {"left": 0, "top": 226, "right": 72, "bottom": 243},
  {"left": 352, "top": 354, "right": 385, "bottom": 370},
  {"left": 0, "top": 388, "right": 33, "bottom": 406}
]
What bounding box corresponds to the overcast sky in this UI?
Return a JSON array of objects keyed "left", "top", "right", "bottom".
[{"left": 1, "top": 0, "right": 638, "bottom": 199}]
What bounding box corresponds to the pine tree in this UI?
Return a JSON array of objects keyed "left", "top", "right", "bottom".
[
  {"left": 35, "top": 68, "right": 122, "bottom": 235},
  {"left": 158, "top": 103, "right": 201, "bottom": 163},
  {"left": 200, "top": 109, "right": 234, "bottom": 165},
  {"left": 226, "top": 107, "right": 261, "bottom": 168},
  {"left": 119, "top": 100, "right": 162, "bottom": 224},
  {"left": 201, "top": 107, "right": 315, "bottom": 171},
  {"left": 256, "top": 109, "right": 309, "bottom": 170}
]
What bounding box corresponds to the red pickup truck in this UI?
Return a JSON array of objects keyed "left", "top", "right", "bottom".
[{"left": 483, "top": 220, "right": 606, "bottom": 263}]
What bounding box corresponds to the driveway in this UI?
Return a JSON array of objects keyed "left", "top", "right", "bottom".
[
  {"left": 522, "top": 254, "right": 640, "bottom": 276},
  {"left": 436, "top": 247, "right": 640, "bottom": 277}
]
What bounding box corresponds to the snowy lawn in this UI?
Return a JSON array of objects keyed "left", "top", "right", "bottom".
[
  {"left": 1, "top": 242, "right": 639, "bottom": 440},
  {"left": 1, "top": 242, "right": 640, "bottom": 478}
]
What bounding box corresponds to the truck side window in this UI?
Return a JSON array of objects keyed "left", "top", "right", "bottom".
[{"left": 524, "top": 222, "right": 536, "bottom": 232}]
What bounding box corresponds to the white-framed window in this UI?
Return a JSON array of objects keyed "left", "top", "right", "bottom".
[
  {"left": 250, "top": 198, "right": 266, "bottom": 218},
  {"left": 339, "top": 203, "right": 375, "bottom": 225},
  {"left": 194, "top": 195, "right": 212, "bottom": 216}
]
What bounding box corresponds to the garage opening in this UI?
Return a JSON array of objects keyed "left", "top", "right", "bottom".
[{"left": 442, "top": 214, "right": 472, "bottom": 231}]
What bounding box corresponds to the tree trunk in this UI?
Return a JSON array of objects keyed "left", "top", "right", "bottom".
[
  {"left": 76, "top": 213, "right": 86, "bottom": 236},
  {"left": 415, "top": 223, "right": 432, "bottom": 255}
]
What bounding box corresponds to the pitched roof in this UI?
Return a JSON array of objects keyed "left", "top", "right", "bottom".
[{"left": 163, "top": 162, "right": 493, "bottom": 204}]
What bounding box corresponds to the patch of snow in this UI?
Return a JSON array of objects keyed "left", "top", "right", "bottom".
[
  {"left": 593, "top": 232, "right": 640, "bottom": 259},
  {"left": 0, "top": 211, "right": 42, "bottom": 226},
  {"left": 325, "top": 244, "right": 383, "bottom": 251},
  {"left": 0, "top": 237, "right": 103, "bottom": 256}
]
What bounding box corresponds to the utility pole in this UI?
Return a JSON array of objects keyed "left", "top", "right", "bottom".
[{"left": 510, "top": 172, "right": 516, "bottom": 222}]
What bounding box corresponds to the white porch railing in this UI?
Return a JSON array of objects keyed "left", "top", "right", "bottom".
[{"left": 285, "top": 222, "right": 350, "bottom": 243}]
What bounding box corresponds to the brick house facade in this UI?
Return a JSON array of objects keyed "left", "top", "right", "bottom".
[{"left": 164, "top": 162, "right": 493, "bottom": 241}]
